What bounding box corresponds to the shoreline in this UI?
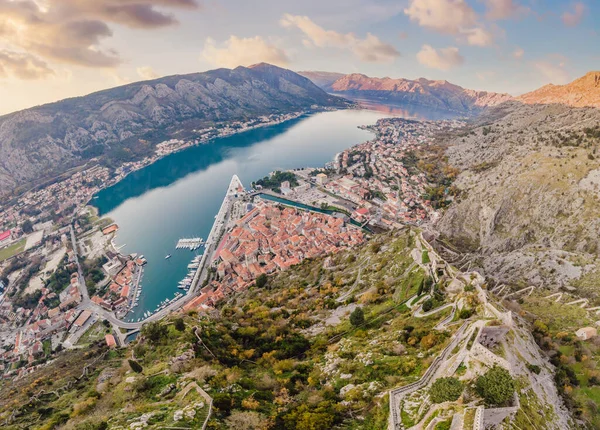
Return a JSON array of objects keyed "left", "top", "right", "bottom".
[{"left": 86, "top": 109, "right": 323, "bottom": 214}]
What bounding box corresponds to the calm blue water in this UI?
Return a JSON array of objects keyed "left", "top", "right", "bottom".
[{"left": 93, "top": 105, "right": 455, "bottom": 320}]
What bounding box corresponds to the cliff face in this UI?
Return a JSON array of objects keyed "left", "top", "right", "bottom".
[
  {"left": 299, "top": 71, "right": 513, "bottom": 113},
  {"left": 0, "top": 63, "right": 349, "bottom": 196},
  {"left": 518, "top": 71, "right": 600, "bottom": 108}
]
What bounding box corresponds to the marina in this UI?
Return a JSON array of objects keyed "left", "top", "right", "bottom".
[{"left": 175, "top": 237, "right": 205, "bottom": 250}]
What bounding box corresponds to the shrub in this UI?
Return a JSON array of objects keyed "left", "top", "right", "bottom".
[
  {"left": 128, "top": 359, "right": 143, "bottom": 373},
  {"left": 527, "top": 364, "right": 541, "bottom": 374},
  {"left": 349, "top": 307, "right": 365, "bottom": 327},
  {"left": 459, "top": 308, "right": 473, "bottom": 319},
  {"left": 430, "top": 377, "right": 463, "bottom": 403},
  {"left": 255, "top": 273, "right": 268, "bottom": 288},
  {"left": 174, "top": 318, "right": 185, "bottom": 332},
  {"left": 422, "top": 299, "right": 434, "bottom": 312},
  {"left": 476, "top": 366, "right": 515, "bottom": 406}
]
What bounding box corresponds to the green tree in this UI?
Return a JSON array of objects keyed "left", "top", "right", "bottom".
[
  {"left": 476, "top": 366, "right": 515, "bottom": 405},
  {"left": 255, "top": 273, "right": 268, "bottom": 289},
  {"left": 174, "top": 317, "right": 185, "bottom": 332},
  {"left": 349, "top": 307, "right": 365, "bottom": 327},
  {"left": 141, "top": 321, "right": 168, "bottom": 344},
  {"left": 128, "top": 359, "right": 143, "bottom": 373},
  {"left": 430, "top": 377, "right": 463, "bottom": 403},
  {"left": 459, "top": 308, "right": 473, "bottom": 319},
  {"left": 22, "top": 219, "right": 33, "bottom": 233},
  {"left": 422, "top": 299, "right": 434, "bottom": 312}
]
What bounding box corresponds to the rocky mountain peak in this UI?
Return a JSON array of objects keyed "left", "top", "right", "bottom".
[{"left": 518, "top": 70, "right": 600, "bottom": 108}]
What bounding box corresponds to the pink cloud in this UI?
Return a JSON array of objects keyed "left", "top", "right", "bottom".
[{"left": 562, "top": 2, "right": 586, "bottom": 27}]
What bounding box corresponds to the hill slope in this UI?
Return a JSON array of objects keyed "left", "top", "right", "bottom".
[
  {"left": 434, "top": 101, "right": 600, "bottom": 295},
  {"left": 0, "top": 63, "right": 349, "bottom": 196},
  {"left": 518, "top": 71, "right": 600, "bottom": 108},
  {"left": 299, "top": 71, "right": 513, "bottom": 113}
]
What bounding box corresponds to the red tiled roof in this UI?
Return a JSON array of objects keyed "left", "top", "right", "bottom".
[
  {"left": 105, "top": 334, "right": 116, "bottom": 348},
  {"left": 0, "top": 230, "right": 10, "bottom": 241}
]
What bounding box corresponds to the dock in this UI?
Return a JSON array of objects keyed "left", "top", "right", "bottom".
[{"left": 176, "top": 237, "right": 204, "bottom": 250}]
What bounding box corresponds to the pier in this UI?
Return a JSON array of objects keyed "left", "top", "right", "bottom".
[
  {"left": 188, "top": 174, "right": 244, "bottom": 295},
  {"left": 176, "top": 237, "right": 204, "bottom": 250}
]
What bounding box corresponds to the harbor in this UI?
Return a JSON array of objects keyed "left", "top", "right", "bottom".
[
  {"left": 114, "top": 174, "right": 244, "bottom": 323},
  {"left": 175, "top": 237, "right": 205, "bottom": 250}
]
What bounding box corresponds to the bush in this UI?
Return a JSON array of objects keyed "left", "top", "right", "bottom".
[
  {"left": 349, "top": 307, "right": 365, "bottom": 327},
  {"left": 174, "top": 318, "right": 185, "bottom": 332},
  {"left": 128, "top": 359, "right": 143, "bottom": 373},
  {"left": 476, "top": 366, "right": 515, "bottom": 406},
  {"left": 430, "top": 377, "right": 463, "bottom": 403},
  {"left": 527, "top": 364, "right": 541, "bottom": 374},
  {"left": 255, "top": 273, "right": 268, "bottom": 288},
  {"left": 459, "top": 308, "right": 473, "bottom": 319},
  {"left": 422, "top": 299, "right": 434, "bottom": 312}
]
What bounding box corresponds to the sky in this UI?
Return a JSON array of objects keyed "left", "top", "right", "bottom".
[{"left": 0, "top": 0, "right": 597, "bottom": 115}]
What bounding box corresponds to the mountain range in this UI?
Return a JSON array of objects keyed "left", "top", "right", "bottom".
[
  {"left": 0, "top": 63, "right": 348, "bottom": 197},
  {"left": 299, "top": 71, "right": 514, "bottom": 113}
]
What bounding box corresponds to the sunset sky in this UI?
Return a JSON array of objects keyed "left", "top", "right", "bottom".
[{"left": 0, "top": 0, "right": 597, "bottom": 114}]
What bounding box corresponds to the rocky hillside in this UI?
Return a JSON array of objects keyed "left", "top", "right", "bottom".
[
  {"left": 299, "top": 71, "right": 513, "bottom": 113},
  {"left": 518, "top": 71, "right": 600, "bottom": 108},
  {"left": 0, "top": 63, "right": 349, "bottom": 196},
  {"left": 0, "top": 230, "right": 569, "bottom": 429},
  {"left": 433, "top": 101, "right": 600, "bottom": 297}
]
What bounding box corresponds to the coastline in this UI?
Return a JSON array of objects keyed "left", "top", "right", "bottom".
[{"left": 85, "top": 109, "right": 326, "bottom": 212}]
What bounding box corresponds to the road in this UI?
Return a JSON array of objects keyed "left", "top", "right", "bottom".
[{"left": 388, "top": 321, "right": 469, "bottom": 429}]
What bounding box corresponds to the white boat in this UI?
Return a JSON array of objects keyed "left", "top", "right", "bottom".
[{"left": 165, "top": 254, "right": 172, "bottom": 259}]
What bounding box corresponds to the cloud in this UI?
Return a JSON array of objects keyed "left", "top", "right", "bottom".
[
  {"left": 0, "top": 0, "right": 200, "bottom": 75},
  {"left": 136, "top": 66, "right": 160, "bottom": 80},
  {"left": 464, "top": 27, "right": 494, "bottom": 47},
  {"left": 562, "top": 2, "right": 586, "bottom": 27},
  {"left": 403, "top": 0, "right": 493, "bottom": 46},
  {"left": 0, "top": 50, "right": 54, "bottom": 79},
  {"left": 202, "top": 36, "right": 290, "bottom": 68},
  {"left": 280, "top": 14, "right": 399, "bottom": 63},
  {"left": 513, "top": 47, "right": 525, "bottom": 59},
  {"left": 532, "top": 60, "right": 570, "bottom": 85},
  {"left": 417, "top": 45, "right": 464, "bottom": 70},
  {"left": 484, "top": 0, "right": 528, "bottom": 20}
]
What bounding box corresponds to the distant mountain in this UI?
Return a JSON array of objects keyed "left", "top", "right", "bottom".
[
  {"left": 518, "top": 71, "right": 600, "bottom": 108},
  {"left": 0, "top": 63, "right": 349, "bottom": 196},
  {"left": 297, "top": 71, "right": 346, "bottom": 90},
  {"left": 299, "top": 71, "right": 513, "bottom": 113}
]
